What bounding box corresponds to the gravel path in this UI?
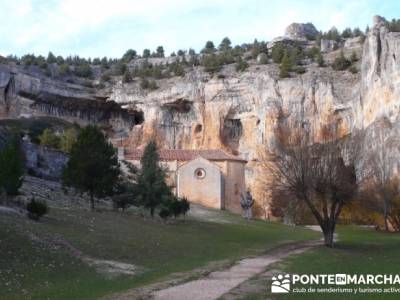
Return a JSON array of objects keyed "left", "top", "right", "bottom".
[{"left": 151, "top": 240, "right": 320, "bottom": 300}]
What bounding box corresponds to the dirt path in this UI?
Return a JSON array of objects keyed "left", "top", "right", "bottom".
[{"left": 151, "top": 240, "right": 320, "bottom": 300}]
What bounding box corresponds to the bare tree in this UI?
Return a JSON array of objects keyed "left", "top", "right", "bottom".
[
  {"left": 366, "top": 121, "right": 398, "bottom": 231},
  {"left": 262, "top": 125, "right": 358, "bottom": 247},
  {"left": 359, "top": 178, "right": 400, "bottom": 231}
]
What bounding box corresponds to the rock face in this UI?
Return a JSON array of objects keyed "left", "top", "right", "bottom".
[
  {"left": 285, "top": 22, "right": 319, "bottom": 39},
  {"left": 22, "top": 141, "right": 68, "bottom": 180},
  {"left": 0, "top": 65, "right": 142, "bottom": 136},
  {"left": 1, "top": 16, "right": 399, "bottom": 217},
  {"left": 320, "top": 39, "right": 338, "bottom": 52}
]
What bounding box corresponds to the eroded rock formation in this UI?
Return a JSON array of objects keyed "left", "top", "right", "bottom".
[{"left": 1, "top": 16, "right": 399, "bottom": 217}]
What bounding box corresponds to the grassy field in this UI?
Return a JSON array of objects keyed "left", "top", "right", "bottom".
[
  {"left": 244, "top": 226, "right": 400, "bottom": 300},
  {"left": 0, "top": 204, "right": 318, "bottom": 300}
]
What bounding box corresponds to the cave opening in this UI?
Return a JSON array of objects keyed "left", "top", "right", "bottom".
[
  {"left": 131, "top": 110, "right": 144, "bottom": 125},
  {"left": 221, "top": 118, "right": 243, "bottom": 151},
  {"left": 194, "top": 124, "right": 202, "bottom": 133}
]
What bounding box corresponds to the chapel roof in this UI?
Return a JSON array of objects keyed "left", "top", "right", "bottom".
[{"left": 124, "top": 149, "right": 247, "bottom": 163}]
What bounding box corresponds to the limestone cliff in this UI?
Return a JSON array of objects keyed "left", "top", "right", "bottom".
[{"left": 1, "top": 16, "right": 399, "bottom": 216}]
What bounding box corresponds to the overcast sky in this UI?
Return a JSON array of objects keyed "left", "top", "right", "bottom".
[{"left": 1, "top": 0, "right": 399, "bottom": 58}]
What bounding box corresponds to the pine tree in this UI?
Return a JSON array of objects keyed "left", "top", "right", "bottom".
[
  {"left": 62, "top": 125, "right": 120, "bottom": 210},
  {"left": 136, "top": 141, "right": 171, "bottom": 217},
  {"left": 316, "top": 52, "right": 325, "bottom": 67},
  {"left": 279, "top": 52, "right": 292, "bottom": 78},
  {"left": 156, "top": 46, "right": 165, "bottom": 58},
  {"left": 235, "top": 56, "right": 249, "bottom": 72},
  {"left": 0, "top": 138, "right": 24, "bottom": 204},
  {"left": 47, "top": 51, "right": 57, "bottom": 64},
  {"left": 350, "top": 50, "right": 358, "bottom": 62},
  {"left": 122, "top": 49, "right": 137, "bottom": 62},
  {"left": 122, "top": 69, "right": 132, "bottom": 83},
  {"left": 202, "top": 41, "right": 216, "bottom": 54},
  {"left": 219, "top": 37, "right": 232, "bottom": 51}
]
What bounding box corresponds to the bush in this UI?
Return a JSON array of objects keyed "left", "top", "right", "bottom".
[
  {"left": 350, "top": 50, "right": 358, "bottom": 62},
  {"left": 26, "top": 198, "right": 49, "bottom": 221},
  {"left": 140, "top": 78, "right": 158, "bottom": 90},
  {"left": 122, "top": 70, "right": 132, "bottom": 83},
  {"left": 38, "top": 128, "right": 60, "bottom": 149},
  {"left": 112, "top": 194, "right": 132, "bottom": 212},
  {"left": 257, "top": 53, "right": 268, "bottom": 64},
  {"left": 101, "top": 73, "right": 111, "bottom": 82},
  {"left": 349, "top": 65, "right": 358, "bottom": 74},
  {"left": 235, "top": 56, "right": 249, "bottom": 72},
  {"left": 332, "top": 51, "right": 351, "bottom": 71},
  {"left": 387, "top": 18, "right": 400, "bottom": 32},
  {"left": 271, "top": 43, "right": 285, "bottom": 63},
  {"left": 279, "top": 52, "right": 292, "bottom": 78},
  {"left": 307, "top": 46, "right": 320, "bottom": 61},
  {"left": 159, "top": 207, "right": 171, "bottom": 221},
  {"left": 74, "top": 64, "right": 92, "bottom": 78},
  {"left": 316, "top": 53, "right": 325, "bottom": 67},
  {"left": 201, "top": 54, "right": 222, "bottom": 73},
  {"left": 294, "top": 66, "right": 306, "bottom": 74},
  {"left": 180, "top": 197, "right": 190, "bottom": 218},
  {"left": 58, "top": 63, "right": 70, "bottom": 76},
  {"left": 60, "top": 128, "right": 78, "bottom": 153}
]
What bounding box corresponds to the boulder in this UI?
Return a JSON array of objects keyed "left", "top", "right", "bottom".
[{"left": 285, "top": 22, "right": 319, "bottom": 39}]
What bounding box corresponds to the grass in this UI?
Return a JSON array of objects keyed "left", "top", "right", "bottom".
[
  {"left": 246, "top": 226, "right": 400, "bottom": 300},
  {"left": 0, "top": 205, "right": 318, "bottom": 300}
]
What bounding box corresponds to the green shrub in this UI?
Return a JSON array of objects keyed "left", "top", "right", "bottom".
[
  {"left": 26, "top": 198, "right": 49, "bottom": 221},
  {"left": 257, "top": 53, "right": 268, "bottom": 64},
  {"left": 349, "top": 65, "right": 358, "bottom": 74},
  {"left": 294, "top": 66, "right": 306, "bottom": 74},
  {"left": 180, "top": 197, "right": 190, "bottom": 218},
  {"left": 332, "top": 51, "right": 351, "bottom": 71},
  {"left": 316, "top": 53, "right": 325, "bottom": 67},
  {"left": 235, "top": 56, "right": 249, "bottom": 72},
  {"left": 140, "top": 78, "right": 158, "bottom": 90},
  {"left": 387, "top": 18, "right": 400, "bottom": 32},
  {"left": 38, "top": 128, "right": 60, "bottom": 149},
  {"left": 74, "top": 64, "right": 92, "bottom": 78},
  {"left": 122, "top": 70, "right": 132, "bottom": 83},
  {"left": 101, "top": 73, "right": 111, "bottom": 82},
  {"left": 202, "top": 54, "right": 222, "bottom": 73},
  {"left": 350, "top": 50, "right": 358, "bottom": 62},
  {"left": 112, "top": 194, "right": 132, "bottom": 212},
  {"left": 279, "top": 52, "right": 292, "bottom": 78},
  {"left": 271, "top": 43, "right": 285, "bottom": 63},
  {"left": 58, "top": 63, "right": 70, "bottom": 76}
]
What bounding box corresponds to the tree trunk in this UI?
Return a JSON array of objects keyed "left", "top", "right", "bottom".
[
  {"left": 90, "top": 191, "right": 95, "bottom": 211},
  {"left": 322, "top": 221, "right": 336, "bottom": 248},
  {"left": 383, "top": 198, "right": 390, "bottom": 231},
  {"left": 323, "top": 230, "right": 335, "bottom": 248},
  {"left": 384, "top": 216, "right": 389, "bottom": 231}
]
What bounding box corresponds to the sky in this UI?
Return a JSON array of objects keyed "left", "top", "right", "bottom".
[{"left": 1, "top": 0, "right": 400, "bottom": 59}]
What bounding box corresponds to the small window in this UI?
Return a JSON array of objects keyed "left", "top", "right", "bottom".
[{"left": 194, "top": 168, "right": 206, "bottom": 179}]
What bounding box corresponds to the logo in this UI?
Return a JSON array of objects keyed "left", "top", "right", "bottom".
[{"left": 271, "top": 274, "right": 291, "bottom": 293}]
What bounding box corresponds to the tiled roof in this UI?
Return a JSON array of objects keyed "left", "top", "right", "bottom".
[{"left": 124, "top": 149, "right": 247, "bottom": 163}]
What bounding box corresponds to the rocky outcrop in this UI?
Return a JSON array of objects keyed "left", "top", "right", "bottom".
[
  {"left": 22, "top": 141, "right": 68, "bottom": 180},
  {"left": 0, "top": 65, "right": 141, "bottom": 135},
  {"left": 320, "top": 39, "right": 338, "bottom": 53},
  {"left": 285, "top": 22, "right": 319, "bottom": 39}
]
